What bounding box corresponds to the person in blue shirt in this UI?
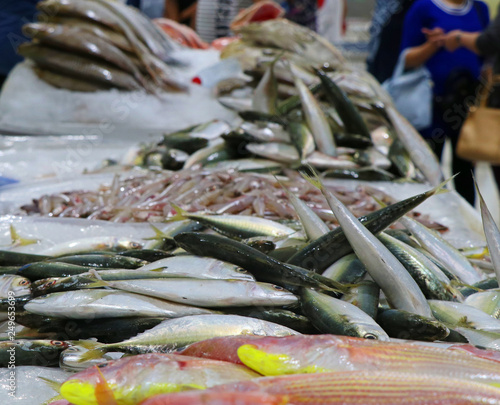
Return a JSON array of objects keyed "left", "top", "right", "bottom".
[
  {"left": 0, "top": 0, "right": 39, "bottom": 86},
  {"left": 367, "top": 0, "right": 415, "bottom": 83},
  {"left": 401, "top": 0, "right": 489, "bottom": 204}
]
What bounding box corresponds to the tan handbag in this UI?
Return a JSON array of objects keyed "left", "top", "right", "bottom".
[{"left": 457, "top": 75, "right": 500, "bottom": 164}]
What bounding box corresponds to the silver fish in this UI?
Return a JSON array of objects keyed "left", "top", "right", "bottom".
[
  {"left": 139, "top": 256, "right": 255, "bottom": 281},
  {"left": 303, "top": 172, "right": 432, "bottom": 317},
  {"left": 24, "top": 289, "right": 217, "bottom": 319},
  {"left": 101, "top": 279, "right": 298, "bottom": 308},
  {"left": 429, "top": 300, "right": 500, "bottom": 332},
  {"left": 400, "top": 216, "right": 484, "bottom": 285},
  {"left": 0, "top": 275, "right": 31, "bottom": 298}
]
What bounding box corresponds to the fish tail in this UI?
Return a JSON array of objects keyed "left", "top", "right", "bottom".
[
  {"left": 144, "top": 224, "right": 171, "bottom": 241},
  {"left": 41, "top": 395, "right": 65, "bottom": 405},
  {"left": 370, "top": 194, "right": 387, "bottom": 208},
  {"left": 429, "top": 174, "right": 457, "bottom": 197},
  {"left": 166, "top": 203, "right": 189, "bottom": 222},
  {"left": 95, "top": 366, "right": 118, "bottom": 405},
  {"left": 76, "top": 347, "right": 110, "bottom": 363},
  {"left": 38, "top": 377, "right": 62, "bottom": 393},
  {"left": 10, "top": 224, "right": 39, "bottom": 247},
  {"left": 299, "top": 165, "right": 323, "bottom": 190}
]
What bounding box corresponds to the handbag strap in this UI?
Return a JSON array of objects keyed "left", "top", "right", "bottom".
[
  {"left": 392, "top": 49, "right": 409, "bottom": 79},
  {"left": 477, "top": 74, "right": 500, "bottom": 107}
]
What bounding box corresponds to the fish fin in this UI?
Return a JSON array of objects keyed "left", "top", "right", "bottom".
[
  {"left": 299, "top": 165, "right": 324, "bottom": 191},
  {"left": 76, "top": 347, "right": 109, "bottom": 363},
  {"left": 370, "top": 195, "right": 388, "bottom": 208},
  {"left": 450, "top": 279, "right": 483, "bottom": 292},
  {"left": 95, "top": 365, "right": 118, "bottom": 405},
  {"left": 85, "top": 273, "right": 109, "bottom": 289},
  {"left": 428, "top": 174, "right": 457, "bottom": 197},
  {"left": 38, "top": 377, "right": 62, "bottom": 393},
  {"left": 144, "top": 224, "right": 171, "bottom": 241},
  {"left": 70, "top": 340, "right": 105, "bottom": 350},
  {"left": 166, "top": 203, "right": 189, "bottom": 222},
  {"left": 488, "top": 383, "right": 500, "bottom": 389},
  {"left": 41, "top": 395, "right": 65, "bottom": 405},
  {"left": 10, "top": 225, "right": 39, "bottom": 247}
]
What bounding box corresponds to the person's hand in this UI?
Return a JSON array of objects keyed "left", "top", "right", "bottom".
[
  {"left": 443, "top": 29, "right": 462, "bottom": 52},
  {"left": 422, "top": 27, "right": 445, "bottom": 48}
]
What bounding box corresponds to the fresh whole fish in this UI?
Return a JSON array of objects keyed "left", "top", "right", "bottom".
[
  {"left": 429, "top": 300, "right": 500, "bottom": 332},
  {"left": 99, "top": 278, "right": 298, "bottom": 308},
  {"left": 0, "top": 339, "right": 70, "bottom": 367},
  {"left": 475, "top": 180, "right": 500, "bottom": 283},
  {"left": 400, "top": 215, "right": 484, "bottom": 285},
  {"left": 22, "top": 22, "right": 144, "bottom": 81},
  {"left": 18, "top": 43, "right": 142, "bottom": 90},
  {"left": 142, "top": 370, "right": 500, "bottom": 405},
  {"left": 24, "top": 289, "right": 217, "bottom": 319},
  {"left": 0, "top": 250, "right": 49, "bottom": 266},
  {"left": 303, "top": 171, "right": 432, "bottom": 317},
  {"left": 377, "top": 231, "right": 458, "bottom": 301},
  {"left": 246, "top": 142, "right": 300, "bottom": 164},
  {"left": 39, "top": 236, "right": 143, "bottom": 256},
  {"left": 18, "top": 262, "right": 97, "bottom": 280},
  {"left": 376, "top": 309, "right": 450, "bottom": 341},
  {"left": 34, "top": 68, "right": 112, "bottom": 92},
  {"left": 40, "top": 16, "right": 133, "bottom": 52},
  {"left": 59, "top": 353, "right": 260, "bottom": 405},
  {"left": 169, "top": 204, "right": 298, "bottom": 239},
  {"left": 276, "top": 178, "right": 329, "bottom": 240},
  {"left": 252, "top": 58, "right": 278, "bottom": 114},
  {"left": 386, "top": 105, "right": 444, "bottom": 186},
  {"left": 76, "top": 314, "right": 299, "bottom": 358},
  {"left": 139, "top": 256, "right": 255, "bottom": 280},
  {"left": 180, "top": 334, "right": 500, "bottom": 384},
  {"left": 322, "top": 253, "right": 367, "bottom": 284},
  {"left": 301, "top": 288, "right": 389, "bottom": 340},
  {"left": 341, "top": 280, "right": 380, "bottom": 319},
  {"left": 234, "top": 19, "right": 346, "bottom": 67},
  {"left": 316, "top": 69, "right": 371, "bottom": 138},
  {"left": 173, "top": 232, "right": 349, "bottom": 294},
  {"left": 292, "top": 65, "right": 337, "bottom": 157},
  {"left": 287, "top": 181, "right": 447, "bottom": 272},
  {"left": 465, "top": 290, "right": 500, "bottom": 319}
]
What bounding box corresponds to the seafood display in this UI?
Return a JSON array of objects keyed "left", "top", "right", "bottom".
[
  {"left": 19, "top": 0, "right": 183, "bottom": 93},
  {"left": 1, "top": 10, "right": 499, "bottom": 405}
]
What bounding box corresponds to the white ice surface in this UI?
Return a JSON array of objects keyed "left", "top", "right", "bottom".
[
  {"left": 0, "top": 135, "right": 137, "bottom": 183},
  {"left": 0, "top": 215, "right": 158, "bottom": 254},
  {"left": 0, "top": 366, "right": 71, "bottom": 405},
  {"left": 0, "top": 49, "right": 237, "bottom": 139}
]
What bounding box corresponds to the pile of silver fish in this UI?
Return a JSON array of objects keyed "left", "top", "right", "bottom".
[
  {"left": 213, "top": 20, "right": 443, "bottom": 185},
  {"left": 1, "top": 174, "right": 500, "bottom": 404},
  {"left": 3, "top": 16, "right": 500, "bottom": 405},
  {"left": 17, "top": 0, "right": 183, "bottom": 93}
]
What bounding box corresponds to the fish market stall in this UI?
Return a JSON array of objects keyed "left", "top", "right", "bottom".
[{"left": 1, "top": 2, "right": 500, "bottom": 404}]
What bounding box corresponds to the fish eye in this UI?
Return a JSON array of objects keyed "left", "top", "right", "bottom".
[
  {"left": 50, "top": 341, "right": 65, "bottom": 346},
  {"left": 18, "top": 280, "right": 30, "bottom": 286},
  {"left": 236, "top": 268, "right": 248, "bottom": 273},
  {"left": 363, "top": 333, "right": 378, "bottom": 340},
  {"left": 272, "top": 285, "right": 284, "bottom": 291},
  {"left": 131, "top": 242, "right": 142, "bottom": 249},
  {"left": 97, "top": 362, "right": 109, "bottom": 368}
]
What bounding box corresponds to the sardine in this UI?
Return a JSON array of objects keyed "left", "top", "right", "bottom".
[{"left": 24, "top": 289, "right": 217, "bottom": 319}]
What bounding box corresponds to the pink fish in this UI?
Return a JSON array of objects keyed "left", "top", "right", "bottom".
[
  {"left": 230, "top": 1, "right": 285, "bottom": 31},
  {"left": 142, "top": 371, "right": 500, "bottom": 405},
  {"left": 59, "top": 353, "right": 259, "bottom": 405},
  {"left": 180, "top": 335, "right": 500, "bottom": 384}
]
